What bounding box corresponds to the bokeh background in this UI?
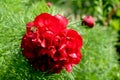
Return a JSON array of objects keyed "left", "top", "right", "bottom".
[{"left": 0, "top": 0, "right": 120, "bottom": 80}]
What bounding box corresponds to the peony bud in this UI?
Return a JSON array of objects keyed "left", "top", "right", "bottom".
[
  {"left": 46, "top": 2, "right": 52, "bottom": 7},
  {"left": 82, "top": 16, "right": 95, "bottom": 28}
]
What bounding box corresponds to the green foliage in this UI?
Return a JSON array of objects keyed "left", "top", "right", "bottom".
[{"left": 0, "top": 0, "right": 119, "bottom": 80}]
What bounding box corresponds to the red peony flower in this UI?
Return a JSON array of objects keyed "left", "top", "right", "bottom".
[
  {"left": 82, "top": 16, "right": 95, "bottom": 28},
  {"left": 21, "top": 13, "right": 83, "bottom": 73}
]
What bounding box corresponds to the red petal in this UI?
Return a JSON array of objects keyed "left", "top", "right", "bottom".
[
  {"left": 67, "top": 29, "right": 83, "bottom": 49},
  {"left": 34, "top": 13, "right": 53, "bottom": 27},
  {"left": 59, "top": 49, "right": 67, "bottom": 60},
  {"left": 26, "top": 22, "right": 34, "bottom": 33},
  {"left": 26, "top": 22, "right": 34, "bottom": 27},
  {"left": 41, "top": 39, "right": 46, "bottom": 48},
  {"left": 22, "top": 51, "right": 35, "bottom": 59},
  {"left": 65, "top": 64, "right": 72, "bottom": 72},
  {"left": 69, "top": 53, "right": 77, "bottom": 58},
  {"left": 69, "top": 52, "right": 82, "bottom": 64},
  {"left": 52, "top": 49, "right": 67, "bottom": 61},
  {"left": 54, "top": 14, "right": 68, "bottom": 28},
  {"left": 48, "top": 46, "right": 56, "bottom": 56},
  {"left": 34, "top": 13, "right": 65, "bottom": 33},
  {"left": 59, "top": 44, "right": 66, "bottom": 50}
]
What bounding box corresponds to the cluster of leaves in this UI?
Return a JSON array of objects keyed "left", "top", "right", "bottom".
[{"left": 0, "top": 0, "right": 119, "bottom": 80}]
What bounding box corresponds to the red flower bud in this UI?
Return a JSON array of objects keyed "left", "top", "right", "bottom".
[
  {"left": 47, "top": 2, "right": 52, "bottom": 7},
  {"left": 82, "top": 16, "right": 95, "bottom": 28},
  {"left": 21, "top": 13, "right": 83, "bottom": 73}
]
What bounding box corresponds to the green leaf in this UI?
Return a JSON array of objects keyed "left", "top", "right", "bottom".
[
  {"left": 116, "top": 9, "right": 120, "bottom": 17},
  {"left": 110, "top": 19, "right": 120, "bottom": 31}
]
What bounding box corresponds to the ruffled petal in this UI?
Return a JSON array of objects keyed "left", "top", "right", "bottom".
[
  {"left": 65, "top": 64, "right": 72, "bottom": 72},
  {"left": 54, "top": 14, "right": 68, "bottom": 28}
]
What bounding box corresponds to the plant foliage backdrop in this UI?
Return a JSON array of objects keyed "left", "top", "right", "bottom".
[{"left": 0, "top": 0, "right": 120, "bottom": 80}]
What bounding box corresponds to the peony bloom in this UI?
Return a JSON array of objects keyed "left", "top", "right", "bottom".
[
  {"left": 21, "top": 13, "right": 83, "bottom": 73},
  {"left": 82, "top": 15, "right": 95, "bottom": 28}
]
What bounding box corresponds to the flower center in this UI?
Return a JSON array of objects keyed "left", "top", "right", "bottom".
[{"left": 30, "top": 27, "right": 37, "bottom": 32}]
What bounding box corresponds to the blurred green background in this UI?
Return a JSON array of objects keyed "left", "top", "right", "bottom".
[
  {"left": 46, "top": 0, "right": 120, "bottom": 30},
  {"left": 0, "top": 0, "right": 120, "bottom": 80}
]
